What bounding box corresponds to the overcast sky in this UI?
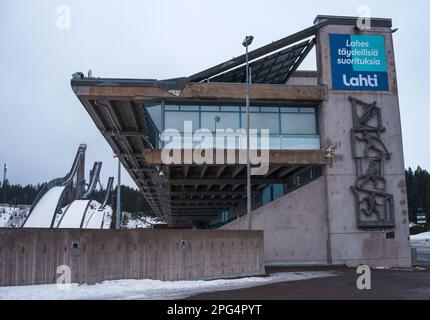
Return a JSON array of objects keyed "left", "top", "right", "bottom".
[{"left": 1, "top": 0, "right": 429, "bottom": 188}]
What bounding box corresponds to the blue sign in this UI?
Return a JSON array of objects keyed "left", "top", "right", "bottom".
[{"left": 330, "top": 34, "right": 389, "bottom": 91}]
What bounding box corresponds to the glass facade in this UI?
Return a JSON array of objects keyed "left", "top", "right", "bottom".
[
  {"left": 143, "top": 103, "right": 320, "bottom": 150},
  {"left": 262, "top": 184, "right": 285, "bottom": 205},
  {"left": 261, "top": 167, "right": 323, "bottom": 207},
  {"left": 285, "top": 166, "right": 323, "bottom": 192},
  {"left": 165, "top": 110, "right": 199, "bottom": 132},
  {"left": 145, "top": 104, "right": 162, "bottom": 131}
]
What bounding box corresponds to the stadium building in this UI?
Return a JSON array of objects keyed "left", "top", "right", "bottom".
[{"left": 72, "top": 15, "right": 411, "bottom": 268}]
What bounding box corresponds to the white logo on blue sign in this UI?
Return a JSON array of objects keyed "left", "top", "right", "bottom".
[{"left": 330, "top": 34, "right": 389, "bottom": 91}]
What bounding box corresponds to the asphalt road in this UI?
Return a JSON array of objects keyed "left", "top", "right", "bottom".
[{"left": 187, "top": 249, "right": 430, "bottom": 300}]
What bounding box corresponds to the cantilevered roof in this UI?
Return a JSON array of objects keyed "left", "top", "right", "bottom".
[
  {"left": 185, "top": 20, "right": 329, "bottom": 84},
  {"left": 208, "top": 39, "right": 315, "bottom": 84}
]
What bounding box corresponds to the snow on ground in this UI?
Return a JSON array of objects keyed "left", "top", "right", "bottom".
[
  {"left": 411, "top": 232, "right": 430, "bottom": 247},
  {"left": 0, "top": 205, "right": 30, "bottom": 227},
  {"left": 124, "top": 214, "right": 166, "bottom": 229},
  {"left": 0, "top": 271, "right": 337, "bottom": 300}
]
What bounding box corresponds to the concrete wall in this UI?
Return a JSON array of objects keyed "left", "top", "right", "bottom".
[
  {"left": 286, "top": 75, "right": 318, "bottom": 86},
  {"left": 221, "top": 178, "right": 329, "bottom": 266},
  {"left": 0, "top": 228, "right": 264, "bottom": 287}
]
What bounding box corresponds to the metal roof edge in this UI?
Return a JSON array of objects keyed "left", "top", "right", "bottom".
[{"left": 314, "top": 15, "right": 392, "bottom": 28}]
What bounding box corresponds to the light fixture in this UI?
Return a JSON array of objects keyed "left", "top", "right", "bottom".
[{"left": 242, "top": 35, "right": 254, "bottom": 47}]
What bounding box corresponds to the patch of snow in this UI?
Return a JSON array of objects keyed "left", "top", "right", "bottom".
[
  {"left": 0, "top": 205, "right": 30, "bottom": 228},
  {"left": 411, "top": 232, "right": 430, "bottom": 240},
  {"left": 411, "top": 232, "right": 430, "bottom": 247},
  {"left": 124, "top": 214, "right": 166, "bottom": 229},
  {"left": 375, "top": 266, "right": 389, "bottom": 270},
  {"left": 0, "top": 271, "right": 337, "bottom": 300}
]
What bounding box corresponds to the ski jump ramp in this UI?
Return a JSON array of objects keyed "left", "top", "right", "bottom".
[
  {"left": 22, "top": 144, "right": 88, "bottom": 228},
  {"left": 56, "top": 200, "right": 112, "bottom": 229},
  {"left": 24, "top": 186, "right": 67, "bottom": 228},
  {"left": 57, "top": 199, "right": 91, "bottom": 229},
  {"left": 23, "top": 144, "right": 87, "bottom": 228},
  {"left": 55, "top": 161, "right": 109, "bottom": 229},
  {"left": 23, "top": 144, "right": 113, "bottom": 229}
]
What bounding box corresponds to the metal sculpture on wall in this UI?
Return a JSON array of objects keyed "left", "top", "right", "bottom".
[{"left": 349, "top": 97, "right": 395, "bottom": 229}]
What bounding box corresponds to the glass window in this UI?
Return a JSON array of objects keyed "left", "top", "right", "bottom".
[
  {"left": 201, "top": 106, "right": 220, "bottom": 111},
  {"left": 280, "top": 107, "right": 299, "bottom": 113},
  {"left": 144, "top": 104, "right": 162, "bottom": 131},
  {"left": 273, "top": 185, "right": 284, "bottom": 200},
  {"left": 201, "top": 112, "right": 240, "bottom": 132},
  {"left": 300, "top": 107, "right": 316, "bottom": 113},
  {"left": 246, "top": 107, "right": 260, "bottom": 112},
  {"left": 241, "top": 113, "right": 280, "bottom": 134},
  {"left": 165, "top": 111, "right": 199, "bottom": 132},
  {"left": 281, "top": 136, "right": 321, "bottom": 150},
  {"left": 220, "top": 106, "right": 240, "bottom": 112},
  {"left": 180, "top": 105, "right": 199, "bottom": 111},
  {"left": 281, "top": 113, "right": 317, "bottom": 135},
  {"left": 252, "top": 194, "right": 260, "bottom": 206},
  {"left": 262, "top": 186, "right": 272, "bottom": 205},
  {"left": 260, "top": 107, "right": 279, "bottom": 113},
  {"left": 165, "top": 105, "right": 179, "bottom": 111}
]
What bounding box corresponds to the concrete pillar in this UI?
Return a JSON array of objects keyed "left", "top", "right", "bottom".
[
  {"left": 75, "top": 151, "right": 85, "bottom": 200},
  {"left": 315, "top": 16, "right": 411, "bottom": 267}
]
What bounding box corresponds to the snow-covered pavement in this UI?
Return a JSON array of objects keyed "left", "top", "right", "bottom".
[{"left": 0, "top": 271, "right": 337, "bottom": 300}]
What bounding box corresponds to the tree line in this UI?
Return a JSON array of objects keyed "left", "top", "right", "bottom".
[
  {"left": 0, "top": 181, "right": 43, "bottom": 206},
  {"left": 0, "top": 181, "right": 152, "bottom": 215},
  {"left": 405, "top": 167, "right": 430, "bottom": 223},
  {"left": 92, "top": 185, "right": 153, "bottom": 214}
]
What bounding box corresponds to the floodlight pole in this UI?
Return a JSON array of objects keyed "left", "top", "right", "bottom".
[
  {"left": 243, "top": 36, "right": 253, "bottom": 230},
  {"left": 116, "top": 156, "right": 121, "bottom": 230}
]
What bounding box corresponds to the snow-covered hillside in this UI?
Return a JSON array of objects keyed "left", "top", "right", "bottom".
[
  {"left": 0, "top": 205, "right": 30, "bottom": 227},
  {"left": 123, "top": 213, "right": 166, "bottom": 229}
]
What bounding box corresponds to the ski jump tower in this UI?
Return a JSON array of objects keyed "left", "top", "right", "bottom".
[{"left": 23, "top": 144, "right": 114, "bottom": 229}]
